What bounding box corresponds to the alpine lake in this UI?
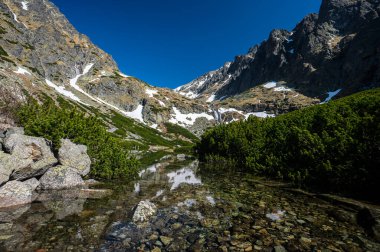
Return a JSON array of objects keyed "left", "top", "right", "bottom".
[{"left": 0, "top": 158, "right": 379, "bottom": 252}]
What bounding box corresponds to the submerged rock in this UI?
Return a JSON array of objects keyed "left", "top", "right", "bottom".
[
  {"left": 2, "top": 133, "right": 57, "bottom": 181},
  {"left": 39, "top": 166, "right": 85, "bottom": 190},
  {"left": 132, "top": 200, "right": 157, "bottom": 223},
  {"left": 58, "top": 139, "right": 91, "bottom": 176},
  {"left": 0, "top": 181, "right": 33, "bottom": 208}
]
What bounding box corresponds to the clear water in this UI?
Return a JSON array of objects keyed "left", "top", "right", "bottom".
[{"left": 0, "top": 159, "right": 379, "bottom": 251}]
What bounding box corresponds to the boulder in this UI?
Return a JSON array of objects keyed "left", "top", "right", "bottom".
[
  {"left": 23, "top": 178, "right": 40, "bottom": 191},
  {"left": 0, "top": 181, "right": 33, "bottom": 208},
  {"left": 39, "top": 166, "right": 85, "bottom": 190},
  {"left": 0, "top": 151, "right": 12, "bottom": 185},
  {"left": 132, "top": 200, "right": 157, "bottom": 223},
  {"left": 4, "top": 127, "right": 24, "bottom": 137},
  {"left": 2, "top": 134, "right": 57, "bottom": 181},
  {"left": 58, "top": 139, "right": 91, "bottom": 176}
]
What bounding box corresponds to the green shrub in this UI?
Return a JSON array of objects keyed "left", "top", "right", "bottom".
[
  {"left": 196, "top": 88, "right": 380, "bottom": 200},
  {"left": 17, "top": 99, "right": 139, "bottom": 180}
]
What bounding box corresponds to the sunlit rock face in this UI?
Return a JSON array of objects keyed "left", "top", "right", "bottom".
[{"left": 175, "top": 0, "right": 380, "bottom": 118}]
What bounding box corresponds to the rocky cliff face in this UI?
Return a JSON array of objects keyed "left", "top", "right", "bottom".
[
  {"left": 0, "top": 0, "right": 215, "bottom": 134},
  {"left": 177, "top": 0, "right": 380, "bottom": 113}
]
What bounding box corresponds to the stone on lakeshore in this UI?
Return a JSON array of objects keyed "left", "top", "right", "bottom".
[
  {"left": 132, "top": 200, "right": 157, "bottom": 223},
  {"left": 2, "top": 133, "right": 57, "bottom": 181},
  {"left": 23, "top": 177, "right": 40, "bottom": 191},
  {"left": 39, "top": 166, "right": 85, "bottom": 190},
  {"left": 0, "top": 181, "right": 33, "bottom": 208},
  {"left": 58, "top": 139, "right": 91, "bottom": 176},
  {"left": 0, "top": 151, "right": 12, "bottom": 185},
  {"left": 4, "top": 127, "right": 24, "bottom": 137}
]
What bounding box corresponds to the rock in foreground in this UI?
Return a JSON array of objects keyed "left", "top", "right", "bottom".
[
  {"left": 2, "top": 133, "right": 57, "bottom": 181},
  {"left": 39, "top": 166, "right": 85, "bottom": 190},
  {"left": 0, "top": 181, "right": 33, "bottom": 208},
  {"left": 58, "top": 139, "right": 91, "bottom": 176},
  {"left": 133, "top": 200, "right": 157, "bottom": 223}
]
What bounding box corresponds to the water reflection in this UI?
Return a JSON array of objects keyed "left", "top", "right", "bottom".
[
  {"left": 166, "top": 162, "right": 202, "bottom": 190},
  {"left": 0, "top": 159, "right": 378, "bottom": 252}
]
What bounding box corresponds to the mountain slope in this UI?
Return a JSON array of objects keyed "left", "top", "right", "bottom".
[
  {"left": 176, "top": 0, "right": 380, "bottom": 115},
  {"left": 0, "top": 0, "right": 216, "bottom": 134}
]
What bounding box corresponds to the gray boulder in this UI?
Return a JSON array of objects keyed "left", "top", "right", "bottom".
[
  {"left": 39, "top": 166, "right": 85, "bottom": 190},
  {"left": 0, "top": 181, "right": 33, "bottom": 208},
  {"left": 4, "top": 127, "right": 24, "bottom": 137},
  {"left": 58, "top": 139, "right": 91, "bottom": 176},
  {"left": 0, "top": 151, "right": 12, "bottom": 185},
  {"left": 2, "top": 134, "right": 57, "bottom": 181},
  {"left": 132, "top": 200, "right": 157, "bottom": 223},
  {"left": 23, "top": 178, "right": 40, "bottom": 191}
]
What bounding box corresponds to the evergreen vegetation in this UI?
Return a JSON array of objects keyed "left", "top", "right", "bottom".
[
  {"left": 196, "top": 88, "right": 380, "bottom": 200},
  {"left": 17, "top": 99, "right": 140, "bottom": 180}
]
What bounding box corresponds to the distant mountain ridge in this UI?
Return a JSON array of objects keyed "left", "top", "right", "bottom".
[{"left": 176, "top": 0, "right": 380, "bottom": 106}]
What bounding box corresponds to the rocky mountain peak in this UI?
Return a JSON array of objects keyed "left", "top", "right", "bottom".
[
  {"left": 178, "top": 0, "right": 380, "bottom": 107},
  {"left": 1, "top": 0, "right": 218, "bottom": 134}
]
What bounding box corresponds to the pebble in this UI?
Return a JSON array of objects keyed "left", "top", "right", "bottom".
[
  {"left": 154, "top": 240, "right": 163, "bottom": 247},
  {"left": 273, "top": 245, "right": 287, "bottom": 252},
  {"left": 296, "top": 219, "right": 306, "bottom": 224},
  {"left": 299, "top": 237, "right": 312, "bottom": 244},
  {"left": 254, "top": 245, "right": 262, "bottom": 250},
  {"left": 160, "top": 236, "right": 173, "bottom": 246}
]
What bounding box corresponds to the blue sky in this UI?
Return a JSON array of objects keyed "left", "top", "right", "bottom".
[{"left": 51, "top": 0, "right": 321, "bottom": 89}]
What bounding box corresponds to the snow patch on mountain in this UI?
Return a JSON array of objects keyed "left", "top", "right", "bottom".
[
  {"left": 274, "top": 86, "right": 292, "bottom": 92},
  {"left": 146, "top": 88, "right": 158, "bottom": 98},
  {"left": 45, "top": 79, "right": 82, "bottom": 103},
  {"left": 206, "top": 94, "right": 216, "bottom": 103},
  {"left": 21, "top": 1, "right": 28, "bottom": 10},
  {"left": 125, "top": 105, "right": 144, "bottom": 123},
  {"left": 217, "top": 107, "right": 275, "bottom": 120},
  {"left": 169, "top": 107, "right": 213, "bottom": 126},
  {"left": 244, "top": 112, "right": 275, "bottom": 119},
  {"left": 14, "top": 67, "right": 31, "bottom": 75},
  {"left": 156, "top": 99, "right": 166, "bottom": 107},
  {"left": 263, "top": 82, "right": 277, "bottom": 89},
  {"left": 118, "top": 72, "right": 130, "bottom": 78},
  {"left": 179, "top": 91, "right": 199, "bottom": 99},
  {"left": 10, "top": 10, "right": 19, "bottom": 23}
]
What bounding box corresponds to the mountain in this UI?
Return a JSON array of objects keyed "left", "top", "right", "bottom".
[
  {"left": 1, "top": 0, "right": 380, "bottom": 136},
  {"left": 176, "top": 0, "right": 380, "bottom": 120},
  {"left": 0, "top": 0, "right": 216, "bottom": 135}
]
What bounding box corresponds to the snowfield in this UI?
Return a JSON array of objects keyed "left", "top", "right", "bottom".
[
  {"left": 45, "top": 79, "right": 83, "bottom": 103},
  {"left": 206, "top": 94, "right": 216, "bottom": 103},
  {"left": 263, "top": 81, "right": 277, "bottom": 89},
  {"left": 145, "top": 88, "right": 158, "bottom": 97},
  {"left": 169, "top": 107, "right": 214, "bottom": 126}
]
